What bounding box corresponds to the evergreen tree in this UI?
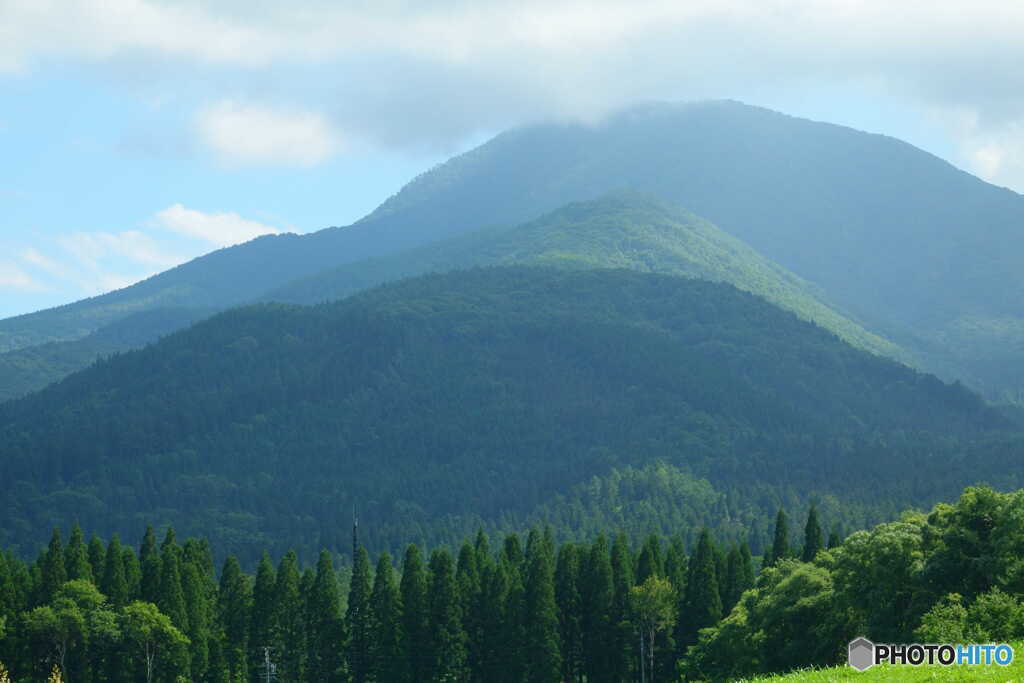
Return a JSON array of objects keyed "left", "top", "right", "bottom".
[
  {"left": 609, "top": 532, "right": 635, "bottom": 681},
  {"left": 274, "top": 551, "right": 305, "bottom": 683},
  {"left": 181, "top": 543, "right": 212, "bottom": 682},
  {"left": 101, "top": 534, "right": 129, "bottom": 608},
  {"left": 802, "top": 504, "right": 824, "bottom": 563},
  {"left": 765, "top": 508, "right": 790, "bottom": 568},
  {"left": 665, "top": 535, "right": 688, "bottom": 595},
  {"left": 369, "top": 553, "right": 402, "bottom": 683},
  {"left": 581, "top": 535, "right": 615, "bottom": 683},
  {"left": 249, "top": 551, "right": 277, "bottom": 679},
  {"left": 739, "top": 542, "right": 755, "bottom": 593},
  {"left": 722, "top": 545, "right": 743, "bottom": 613},
  {"left": 456, "top": 541, "right": 484, "bottom": 679},
  {"left": 139, "top": 526, "right": 160, "bottom": 603},
  {"left": 554, "top": 543, "right": 583, "bottom": 683},
  {"left": 346, "top": 546, "right": 372, "bottom": 683},
  {"left": 400, "top": 545, "right": 430, "bottom": 683},
  {"left": 306, "top": 550, "right": 344, "bottom": 682},
  {"left": 218, "top": 555, "right": 251, "bottom": 681},
  {"left": 428, "top": 548, "right": 466, "bottom": 681},
  {"left": 157, "top": 533, "right": 188, "bottom": 633},
  {"left": 677, "top": 528, "right": 722, "bottom": 649},
  {"left": 524, "top": 531, "right": 561, "bottom": 683},
  {"left": 87, "top": 534, "right": 105, "bottom": 586},
  {"left": 64, "top": 523, "right": 92, "bottom": 584},
  {"left": 40, "top": 528, "right": 66, "bottom": 603},
  {"left": 828, "top": 523, "right": 843, "bottom": 549},
  {"left": 636, "top": 534, "right": 663, "bottom": 584},
  {"left": 123, "top": 546, "right": 142, "bottom": 601}
]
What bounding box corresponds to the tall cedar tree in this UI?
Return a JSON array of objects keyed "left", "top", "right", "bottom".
[
  {"left": 369, "top": 553, "right": 403, "bottom": 683},
  {"left": 40, "top": 528, "right": 66, "bottom": 603},
  {"left": 101, "top": 534, "right": 129, "bottom": 608},
  {"left": 218, "top": 555, "right": 251, "bottom": 681},
  {"left": 123, "top": 547, "right": 142, "bottom": 602},
  {"left": 802, "top": 504, "right": 824, "bottom": 562},
  {"left": 636, "top": 534, "right": 663, "bottom": 584},
  {"left": 306, "top": 550, "right": 345, "bottom": 682},
  {"left": 249, "top": 551, "right": 277, "bottom": 678},
  {"left": 828, "top": 524, "right": 843, "bottom": 549},
  {"left": 87, "top": 534, "right": 105, "bottom": 586},
  {"left": 456, "top": 541, "right": 484, "bottom": 680},
  {"left": 677, "top": 529, "right": 722, "bottom": 649},
  {"left": 524, "top": 531, "right": 562, "bottom": 682},
  {"left": 181, "top": 544, "right": 212, "bottom": 682},
  {"left": 740, "top": 542, "right": 756, "bottom": 589},
  {"left": 555, "top": 543, "right": 583, "bottom": 683},
  {"left": 581, "top": 535, "right": 615, "bottom": 683},
  {"left": 157, "top": 531, "right": 188, "bottom": 633},
  {"left": 274, "top": 551, "right": 305, "bottom": 682},
  {"left": 138, "top": 526, "right": 160, "bottom": 603},
  {"left": 428, "top": 548, "right": 467, "bottom": 681},
  {"left": 765, "top": 508, "right": 790, "bottom": 568},
  {"left": 64, "top": 523, "right": 92, "bottom": 583},
  {"left": 610, "top": 532, "right": 636, "bottom": 681},
  {"left": 477, "top": 557, "right": 512, "bottom": 682},
  {"left": 400, "top": 545, "right": 430, "bottom": 683},
  {"left": 346, "top": 545, "right": 372, "bottom": 683}
]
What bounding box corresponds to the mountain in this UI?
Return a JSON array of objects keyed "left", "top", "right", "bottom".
[
  {"left": 4, "top": 99, "right": 1024, "bottom": 398},
  {"left": 265, "top": 193, "right": 901, "bottom": 357},
  {"left": 0, "top": 267, "right": 1013, "bottom": 561}
]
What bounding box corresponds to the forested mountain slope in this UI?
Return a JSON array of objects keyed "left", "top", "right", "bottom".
[
  {"left": 4, "top": 100, "right": 1023, "bottom": 398},
  {"left": 0, "top": 267, "right": 1014, "bottom": 561},
  {"left": 266, "top": 194, "right": 900, "bottom": 358}
]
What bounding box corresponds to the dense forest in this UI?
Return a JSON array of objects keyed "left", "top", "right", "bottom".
[
  {"left": 0, "top": 268, "right": 1015, "bottom": 563},
  {"left": 3, "top": 484, "right": 1024, "bottom": 681}
]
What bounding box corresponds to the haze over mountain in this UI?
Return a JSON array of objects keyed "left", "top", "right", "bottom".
[
  {"left": 0, "top": 267, "right": 1013, "bottom": 561},
  {"left": 2, "top": 100, "right": 1023, "bottom": 399}
]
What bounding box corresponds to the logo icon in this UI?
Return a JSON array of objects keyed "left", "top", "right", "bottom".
[{"left": 848, "top": 637, "right": 875, "bottom": 671}]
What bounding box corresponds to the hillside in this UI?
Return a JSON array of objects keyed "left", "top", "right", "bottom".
[
  {"left": 3, "top": 100, "right": 1024, "bottom": 399},
  {"left": 266, "top": 194, "right": 901, "bottom": 359},
  {"left": 0, "top": 267, "right": 1013, "bottom": 562}
]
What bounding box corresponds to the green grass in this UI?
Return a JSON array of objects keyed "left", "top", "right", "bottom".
[{"left": 742, "top": 643, "right": 1024, "bottom": 682}]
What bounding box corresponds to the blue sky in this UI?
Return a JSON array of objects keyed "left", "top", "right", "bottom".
[{"left": 2, "top": 1, "right": 1022, "bottom": 319}]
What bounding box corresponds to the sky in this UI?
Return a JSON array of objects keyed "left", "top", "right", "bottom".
[{"left": 2, "top": 0, "right": 1023, "bottom": 319}]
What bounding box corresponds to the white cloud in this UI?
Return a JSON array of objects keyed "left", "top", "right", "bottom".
[
  {"left": 0, "top": 261, "right": 46, "bottom": 292},
  {"left": 195, "top": 100, "right": 341, "bottom": 167},
  {"left": 153, "top": 203, "right": 283, "bottom": 247}
]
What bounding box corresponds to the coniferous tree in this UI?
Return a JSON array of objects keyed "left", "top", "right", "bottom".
[
  {"left": 477, "top": 559, "right": 511, "bottom": 683},
  {"left": 581, "top": 535, "right": 615, "bottom": 683},
  {"left": 400, "top": 545, "right": 430, "bottom": 683},
  {"left": 87, "top": 534, "right": 105, "bottom": 586},
  {"left": 828, "top": 523, "right": 843, "bottom": 549},
  {"left": 555, "top": 543, "right": 583, "bottom": 683},
  {"left": 456, "top": 540, "right": 484, "bottom": 679},
  {"left": 40, "top": 528, "right": 66, "bottom": 603},
  {"left": 138, "top": 526, "right": 160, "bottom": 603},
  {"left": 523, "top": 531, "right": 561, "bottom": 683},
  {"left": 369, "top": 553, "right": 402, "bottom": 683},
  {"left": 765, "top": 508, "right": 790, "bottom": 568},
  {"left": 636, "top": 534, "right": 663, "bottom": 584},
  {"left": 739, "top": 542, "right": 755, "bottom": 593},
  {"left": 428, "top": 548, "right": 467, "bottom": 681},
  {"left": 180, "top": 544, "right": 212, "bottom": 682},
  {"left": 722, "top": 545, "right": 743, "bottom": 614},
  {"left": 64, "top": 523, "right": 92, "bottom": 584},
  {"left": 802, "top": 504, "right": 824, "bottom": 563},
  {"left": 101, "top": 534, "right": 129, "bottom": 608},
  {"left": 306, "top": 550, "right": 344, "bottom": 682},
  {"left": 157, "top": 533, "right": 188, "bottom": 633},
  {"left": 274, "top": 551, "right": 305, "bottom": 682},
  {"left": 346, "top": 546, "right": 372, "bottom": 683},
  {"left": 610, "top": 532, "right": 635, "bottom": 682},
  {"left": 676, "top": 529, "right": 722, "bottom": 649},
  {"left": 218, "top": 555, "right": 251, "bottom": 681},
  {"left": 123, "top": 547, "right": 142, "bottom": 602},
  {"left": 249, "top": 551, "right": 277, "bottom": 679}
]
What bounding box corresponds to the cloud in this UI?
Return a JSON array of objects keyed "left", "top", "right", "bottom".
[
  {"left": 153, "top": 203, "right": 283, "bottom": 247},
  {"left": 0, "top": 261, "right": 46, "bottom": 292},
  {"left": 2, "top": 1, "right": 1023, "bottom": 187},
  {"left": 195, "top": 100, "right": 341, "bottom": 166}
]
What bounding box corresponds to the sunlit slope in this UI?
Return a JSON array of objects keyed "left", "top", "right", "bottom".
[{"left": 267, "top": 194, "right": 901, "bottom": 358}]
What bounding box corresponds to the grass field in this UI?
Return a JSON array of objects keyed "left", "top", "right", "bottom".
[{"left": 739, "top": 642, "right": 1024, "bottom": 682}]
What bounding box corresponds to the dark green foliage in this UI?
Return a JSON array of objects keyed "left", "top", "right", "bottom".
[
  {"left": 581, "top": 536, "right": 614, "bottom": 683},
  {"left": 345, "top": 546, "right": 372, "bottom": 683},
  {"left": 0, "top": 268, "right": 1010, "bottom": 563},
  {"left": 157, "top": 532, "right": 187, "bottom": 633},
  {"left": 765, "top": 509, "right": 791, "bottom": 569},
  {"left": 677, "top": 529, "right": 722, "bottom": 649},
  {"left": 802, "top": 504, "right": 824, "bottom": 563},
  {"left": 273, "top": 551, "right": 305, "bottom": 682},
  {"left": 305, "top": 550, "right": 344, "bottom": 682},
  {"left": 427, "top": 548, "right": 467, "bottom": 681},
  {"left": 101, "top": 535, "right": 128, "bottom": 608},
  {"left": 399, "top": 545, "right": 429, "bottom": 683},
  {"left": 554, "top": 543, "right": 583, "bottom": 683},
  {"left": 87, "top": 534, "right": 105, "bottom": 585},
  {"left": 609, "top": 532, "right": 635, "bottom": 681},
  {"left": 64, "top": 523, "right": 92, "bottom": 583},
  {"left": 139, "top": 526, "right": 159, "bottom": 604},
  {"left": 524, "top": 531, "right": 562, "bottom": 682},
  {"left": 249, "top": 551, "right": 276, "bottom": 677},
  {"left": 218, "top": 555, "right": 250, "bottom": 681},
  {"left": 636, "top": 534, "right": 663, "bottom": 584},
  {"left": 369, "top": 553, "right": 402, "bottom": 683},
  {"left": 40, "top": 528, "right": 66, "bottom": 603}
]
